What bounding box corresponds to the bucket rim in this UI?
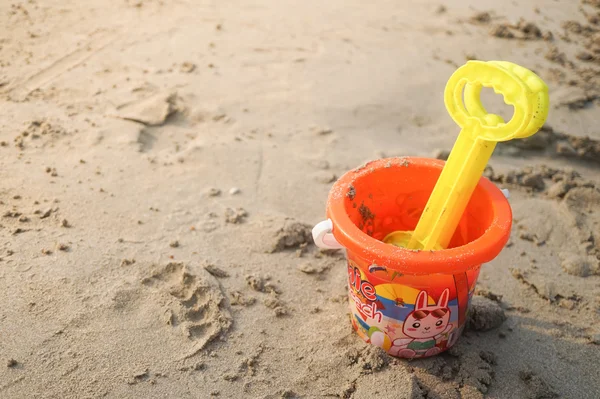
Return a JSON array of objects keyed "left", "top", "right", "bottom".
[{"left": 326, "top": 157, "right": 512, "bottom": 275}]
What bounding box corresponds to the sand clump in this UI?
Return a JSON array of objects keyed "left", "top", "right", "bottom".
[
  {"left": 203, "top": 263, "right": 230, "bottom": 278},
  {"left": 488, "top": 19, "right": 552, "bottom": 41},
  {"left": 263, "top": 294, "right": 289, "bottom": 317},
  {"left": 487, "top": 164, "right": 598, "bottom": 205},
  {"left": 559, "top": 253, "right": 599, "bottom": 277},
  {"left": 499, "top": 126, "right": 600, "bottom": 163},
  {"left": 114, "top": 91, "right": 180, "bottom": 126},
  {"left": 268, "top": 219, "right": 313, "bottom": 253},
  {"left": 412, "top": 345, "right": 498, "bottom": 397},
  {"left": 229, "top": 291, "right": 256, "bottom": 307},
  {"left": 470, "top": 11, "right": 492, "bottom": 24},
  {"left": 13, "top": 119, "right": 68, "bottom": 150},
  {"left": 224, "top": 207, "right": 248, "bottom": 223},
  {"left": 244, "top": 274, "right": 289, "bottom": 316},
  {"left": 206, "top": 187, "right": 222, "bottom": 197},
  {"left": 474, "top": 289, "right": 503, "bottom": 303},
  {"left": 469, "top": 11, "right": 552, "bottom": 41},
  {"left": 296, "top": 261, "right": 331, "bottom": 275},
  {"left": 468, "top": 296, "right": 507, "bottom": 331},
  {"left": 343, "top": 345, "right": 389, "bottom": 372}
]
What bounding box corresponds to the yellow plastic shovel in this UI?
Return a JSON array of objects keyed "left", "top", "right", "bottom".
[{"left": 384, "top": 60, "right": 549, "bottom": 250}]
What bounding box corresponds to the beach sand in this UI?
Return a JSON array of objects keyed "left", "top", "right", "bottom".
[{"left": 1, "top": 0, "right": 599, "bottom": 398}]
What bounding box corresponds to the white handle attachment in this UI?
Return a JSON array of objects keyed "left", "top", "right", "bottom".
[
  {"left": 501, "top": 188, "right": 510, "bottom": 199},
  {"left": 312, "top": 219, "right": 344, "bottom": 249}
]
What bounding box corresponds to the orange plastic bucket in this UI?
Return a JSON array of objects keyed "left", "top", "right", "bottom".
[{"left": 312, "top": 157, "right": 512, "bottom": 358}]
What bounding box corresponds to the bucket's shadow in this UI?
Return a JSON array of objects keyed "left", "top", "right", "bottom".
[{"left": 387, "top": 312, "right": 598, "bottom": 398}]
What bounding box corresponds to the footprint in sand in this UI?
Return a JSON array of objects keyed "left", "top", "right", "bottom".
[{"left": 141, "top": 262, "right": 232, "bottom": 359}]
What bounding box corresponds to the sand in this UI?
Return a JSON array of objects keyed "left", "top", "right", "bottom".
[{"left": 1, "top": 0, "right": 599, "bottom": 398}]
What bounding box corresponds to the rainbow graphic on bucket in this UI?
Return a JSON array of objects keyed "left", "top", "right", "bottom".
[{"left": 346, "top": 253, "right": 479, "bottom": 358}]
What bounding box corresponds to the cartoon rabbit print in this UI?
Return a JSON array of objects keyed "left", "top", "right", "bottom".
[{"left": 390, "top": 288, "right": 453, "bottom": 358}]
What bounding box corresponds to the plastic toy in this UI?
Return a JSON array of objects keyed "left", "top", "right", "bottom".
[
  {"left": 384, "top": 61, "right": 549, "bottom": 250},
  {"left": 312, "top": 60, "right": 549, "bottom": 358}
]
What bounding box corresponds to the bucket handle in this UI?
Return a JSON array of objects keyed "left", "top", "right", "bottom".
[
  {"left": 312, "top": 189, "right": 508, "bottom": 250},
  {"left": 312, "top": 219, "right": 344, "bottom": 250}
]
